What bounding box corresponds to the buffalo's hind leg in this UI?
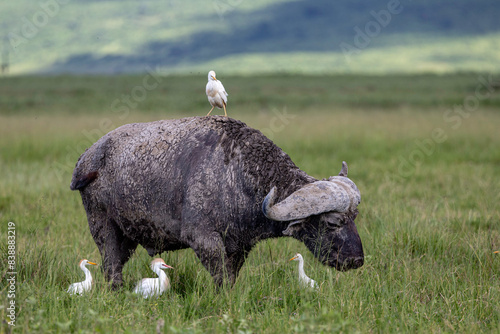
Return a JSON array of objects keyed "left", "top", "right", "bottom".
[{"left": 86, "top": 209, "right": 138, "bottom": 289}]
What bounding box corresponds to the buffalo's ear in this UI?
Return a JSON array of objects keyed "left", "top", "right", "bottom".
[
  {"left": 338, "top": 161, "right": 348, "bottom": 177},
  {"left": 283, "top": 219, "right": 305, "bottom": 236}
]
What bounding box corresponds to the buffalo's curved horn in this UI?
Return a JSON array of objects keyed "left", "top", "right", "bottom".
[
  {"left": 262, "top": 181, "right": 351, "bottom": 222},
  {"left": 328, "top": 176, "right": 361, "bottom": 209},
  {"left": 328, "top": 162, "right": 361, "bottom": 209}
]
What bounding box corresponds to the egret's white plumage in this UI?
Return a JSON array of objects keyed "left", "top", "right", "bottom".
[
  {"left": 67, "top": 259, "right": 97, "bottom": 295},
  {"left": 206, "top": 70, "right": 228, "bottom": 117},
  {"left": 133, "top": 258, "right": 173, "bottom": 299},
  {"left": 290, "top": 253, "right": 317, "bottom": 289}
]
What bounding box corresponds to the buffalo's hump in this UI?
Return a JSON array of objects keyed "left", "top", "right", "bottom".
[{"left": 70, "top": 116, "right": 309, "bottom": 195}]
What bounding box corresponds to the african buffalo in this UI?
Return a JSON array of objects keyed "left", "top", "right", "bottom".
[{"left": 71, "top": 116, "right": 364, "bottom": 287}]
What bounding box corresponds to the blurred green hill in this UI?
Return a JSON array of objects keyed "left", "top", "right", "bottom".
[{"left": 1, "top": 0, "right": 499, "bottom": 74}]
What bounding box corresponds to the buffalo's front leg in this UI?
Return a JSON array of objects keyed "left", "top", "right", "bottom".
[{"left": 191, "top": 232, "right": 238, "bottom": 287}]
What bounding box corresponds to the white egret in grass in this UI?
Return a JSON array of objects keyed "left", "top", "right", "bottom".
[
  {"left": 290, "top": 253, "right": 318, "bottom": 289},
  {"left": 206, "top": 70, "right": 228, "bottom": 117},
  {"left": 133, "top": 258, "right": 173, "bottom": 299},
  {"left": 67, "top": 259, "right": 97, "bottom": 295}
]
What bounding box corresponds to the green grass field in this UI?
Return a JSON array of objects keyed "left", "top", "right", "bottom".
[{"left": 0, "top": 73, "right": 499, "bottom": 333}]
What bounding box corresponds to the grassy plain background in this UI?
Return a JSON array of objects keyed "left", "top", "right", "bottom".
[
  {"left": 2, "top": 0, "right": 500, "bottom": 74},
  {"left": 0, "top": 73, "right": 499, "bottom": 333}
]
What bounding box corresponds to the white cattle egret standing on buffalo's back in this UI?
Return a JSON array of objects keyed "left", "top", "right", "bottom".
[
  {"left": 67, "top": 259, "right": 97, "bottom": 295},
  {"left": 133, "top": 258, "right": 174, "bottom": 299},
  {"left": 206, "top": 70, "right": 228, "bottom": 117},
  {"left": 290, "top": 253, "right": 318, "bottom": 289}
]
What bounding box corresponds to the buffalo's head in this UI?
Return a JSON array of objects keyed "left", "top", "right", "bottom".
[{"left": 263, "top": 162, "right": 364, "bottom": 271}]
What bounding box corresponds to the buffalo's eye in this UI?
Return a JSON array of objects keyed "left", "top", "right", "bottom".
[{"left": 321, "top": 212, "right": 344, "bottom": 228}]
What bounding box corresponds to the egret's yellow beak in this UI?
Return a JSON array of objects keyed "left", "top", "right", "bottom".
[
  {"left": 289, "top": 256, "right": 297, "bottom": 261},
  {"left": 88, "top": 261, "right": 98, "bottom": 265},
  {"left": 211, "top": 75, "right": 217, "bottom": 81}
]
